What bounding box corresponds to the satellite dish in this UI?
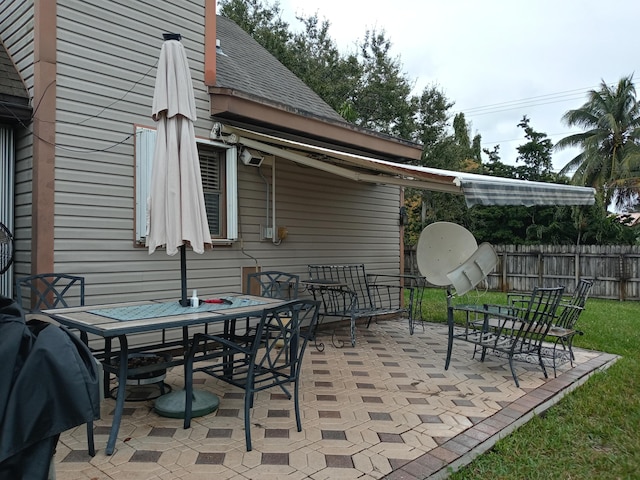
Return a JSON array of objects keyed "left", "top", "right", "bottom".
[
  {"left": 446, "top": 242, "right": 499, "bottom": 296},
  {"left": 416, "top": 222, "right": 478, "bottom": 286}
]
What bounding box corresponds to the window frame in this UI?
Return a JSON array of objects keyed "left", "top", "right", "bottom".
[{"left": 134, "top": 125, "right": 238, "bottom": 246}]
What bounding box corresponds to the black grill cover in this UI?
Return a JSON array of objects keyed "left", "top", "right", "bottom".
[{"left": 0, "top": 296, "right": 100, "bottom": 479}]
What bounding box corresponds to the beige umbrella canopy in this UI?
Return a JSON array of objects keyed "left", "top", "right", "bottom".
[{"left": 147, "top": 34, "right": 212, "bottom": 306}]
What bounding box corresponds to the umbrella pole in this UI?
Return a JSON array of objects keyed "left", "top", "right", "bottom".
[{"left": 180, "top": 244, "right": 188, "bottom": 306}]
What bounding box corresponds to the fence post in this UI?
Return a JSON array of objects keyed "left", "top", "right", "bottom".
[
  {"left": 502, "top": 251, "right": 508, "bottom": 292},
  {"left": 619, "top": 254, "right": 626, "bottom": 301},
  {"left": 538, "top": 252, "right": 543, "bottom": 286}
]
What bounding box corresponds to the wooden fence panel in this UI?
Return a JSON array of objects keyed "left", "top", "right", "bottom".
[{"left": 404, "top": 244, "right": 640, "bottom": 301}]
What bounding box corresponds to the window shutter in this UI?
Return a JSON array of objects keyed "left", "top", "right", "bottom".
[
  {"left": 135, "top": 127, "right": 156, "bottom": 243},
  {"left": 199, "top": 147, "right": 222, "bottom": 236}
]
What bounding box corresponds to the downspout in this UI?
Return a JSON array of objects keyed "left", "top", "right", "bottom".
[
  {"left": 258, "top": 166, "right": 270, "bottom": 238},
  {"left": 272, "top": 157, "right": 281, "bottom": 245},
  {"left": 400, "top": 188, "right": 405, "bottom": 278}
]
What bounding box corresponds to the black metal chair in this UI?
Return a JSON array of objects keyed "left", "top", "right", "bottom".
[
  {"left": 246, "top": 270, "right": 300, "bottom": 299},
  {"left": 445, "top": 286, "right": 565, "bottom": 387},
  {"left": 183, "top": 299, "right": 320, "bottom": 451},
  {"left": 15, "top": 273, "right": 85, "bottom": 311},
  {"left": 230, "top": 270, "right": 300, "bottom": 345},
  {"left": 508, "top": 279, "right": 593, "bottom": 376},
  {"left": 14, "top": 273, "right": 96, "bottom": 456}
]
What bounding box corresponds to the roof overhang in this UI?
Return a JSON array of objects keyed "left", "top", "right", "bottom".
[
  {"left": 0, "top": 41, "right": 32, "bottom": 125},
  {"left": 218, "top": 125, "right": 596, "bottom": 207},
  {"left": 209, "top": 86, "right": 423, "bottom": 163},
  {"left": 0, "top": 96, "right": 32, "bottom": 125}
]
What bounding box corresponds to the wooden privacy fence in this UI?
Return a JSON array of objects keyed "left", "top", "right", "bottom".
[{"left": 404, "top": 244, "right": 640, "bottom": 301}]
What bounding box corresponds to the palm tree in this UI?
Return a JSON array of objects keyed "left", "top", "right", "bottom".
[{"left": 556, "top": 75, "right": 640, "bottom": 210}]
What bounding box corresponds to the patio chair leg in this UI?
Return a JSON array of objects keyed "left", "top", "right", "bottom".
[
  {"left": 508, "top": 356, "right": 520, "bottom": 388},
  {"left": 87, "top": 422, "right": 95, "bottom": 456},
  {"left": 244, "top": 391, "right": 253, "bottom": 451},
  {"left": 445, "top": 323, "right": 454, "bottom": 370},
  {"left": 294, "top": 379, "right": 302, "bottom": 432},
  {"left": 538, "top": 349, "right": 549, "bottom": 379},
  {"left": 552, "top": 338, "right": 564, "bottom": 377},
  {"left": 350, "top": 316, "right": 357, "bottom": 347}
]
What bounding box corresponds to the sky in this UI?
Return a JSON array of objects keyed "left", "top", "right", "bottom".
[{"left": 277, "top": 0, "right": 640, "bottom": 171}]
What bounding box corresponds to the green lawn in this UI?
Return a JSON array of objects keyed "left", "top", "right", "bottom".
[{"left": 415, "top": 288, "right": 640, "bottom": 480}]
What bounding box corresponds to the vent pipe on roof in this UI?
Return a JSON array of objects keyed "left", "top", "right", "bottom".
[{"left": 216, "top": 39, "right": 227, "bottom": 57}]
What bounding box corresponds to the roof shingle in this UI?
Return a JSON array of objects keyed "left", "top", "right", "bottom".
[{"left": 214, "top": 16, "right": 344, "bottom": 123}]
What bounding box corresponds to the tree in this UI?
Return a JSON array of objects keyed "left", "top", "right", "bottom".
[
  {"left": 514, "top": 115, "right": 554, "bottom": 181},
  {"left": 350, "top": 29, "right": 416, "bottom": 138},
  {"left": 403, "top": 87, "right": 476, "bottom": 245},
  {"left": 286, "top": 14, "right": 362, "bottom": 118},
  {"left": 218, "top": 0, "right": 292, "bottom": 63},
  {"left": 556, "top": 75, "right": 640, "bottom": 210}
]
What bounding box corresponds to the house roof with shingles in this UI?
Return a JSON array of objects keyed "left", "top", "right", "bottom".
[
  {"left": 214, "top": 16, "right": 344, "bottom": 123},
  {"left": 0, "top": 39, "right": 31, "bottom": 124},
  {"left": 211, "top": 16, "right": 422, "bottom": 162}
]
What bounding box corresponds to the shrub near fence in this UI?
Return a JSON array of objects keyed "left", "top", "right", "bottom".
[{"left": 404, "top": 244, "right": 640, "bottom": 301}]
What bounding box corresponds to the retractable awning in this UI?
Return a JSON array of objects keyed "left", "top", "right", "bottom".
[{"left": 221, "top": 126, "right": 596, "bottom": 207}]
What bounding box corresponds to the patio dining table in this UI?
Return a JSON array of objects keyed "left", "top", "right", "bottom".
[{"left": 43, "top": 293, "right": 286, "bottom": 455}]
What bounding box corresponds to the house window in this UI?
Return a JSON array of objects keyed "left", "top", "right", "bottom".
[
  {"left": 134, "top": 126, "right": 238, "bottom": 244},
  {"left": 199, "top": 144, "right": 225, "bottom": 237}
]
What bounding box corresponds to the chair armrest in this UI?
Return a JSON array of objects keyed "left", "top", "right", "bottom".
[
  {"left": 451, "top": 303, "right": 514, "bottom": 316},
  {"left": 192, "top": 331, "right": 253, "bottom": 356},
  {"left": 449, "top": 302, "right": 524, "bottom": 334},
  {"left": 367, "top": 283, "right": 411, "bottom": 310},
  {"left": 310, "top": 286, "right": 357, "bottom": 317}
]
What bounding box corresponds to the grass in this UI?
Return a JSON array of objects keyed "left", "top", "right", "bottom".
[{"left": 415, "top": 288, "right": 640, "bottom": 480}]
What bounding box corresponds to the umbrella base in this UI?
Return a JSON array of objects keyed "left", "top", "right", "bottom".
[{"left": 154, "top": 389, "right": 219, "bottom": 419}]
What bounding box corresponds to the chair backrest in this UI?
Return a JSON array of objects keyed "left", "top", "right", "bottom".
[
  {"left": 307, "top": 264, "right": 373, "bottom": 310},
  {"left": 515, "top": 286, "right": 565, "bottom": 348},
  {"left": 555, "top": 279, "right": 593, "bottom": 329},
  {"left": 15, "top": 273, "right": 85, "bottom": 311},
  {"left": 246, "top": 271, "right": 300, "bottom": 300},
  {"left": 569, "top": 279, "right": 593, "bottom": 309},
  {"left": 250, "top": 299, "right": 320, "bottom": 380}
]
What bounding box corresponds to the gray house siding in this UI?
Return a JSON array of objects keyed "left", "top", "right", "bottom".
[
  {"left": 50, "top": 0, "right": 212, "bottom": 304},
  {"left": 3, "top": 0, "right": 403, "bottom": 311}
]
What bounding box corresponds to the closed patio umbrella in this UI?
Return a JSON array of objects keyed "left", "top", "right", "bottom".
[
  {"left": 147, "top": 34, "right": 212, "bottom": 306},
  {"left": 147, "top": 34, "right": 219, "bottom": 419}
]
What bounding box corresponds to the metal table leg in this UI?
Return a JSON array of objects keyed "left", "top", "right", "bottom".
[{"left": 105, "top": 335, "right": 128, "bottom": 455}]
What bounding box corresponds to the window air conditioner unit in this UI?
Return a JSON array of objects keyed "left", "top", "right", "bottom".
[{"left": 240, "top": 148, "right": 264, "bottom": 167}]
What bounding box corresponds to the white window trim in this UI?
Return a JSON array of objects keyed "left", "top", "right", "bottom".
[{"left": 135, "top": 126, "right": 238, "bottom": 245}]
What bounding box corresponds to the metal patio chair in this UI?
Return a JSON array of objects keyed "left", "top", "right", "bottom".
[
  {"left": 15, "top": 273, "right": 85, "bottom": 311},
  {"left": 507, "top": 279, "right": 593, "bottom": 376},
  {"left": 246, "top": 270, "right": 300, "bottom": 300},
  {"left": 225, "top": 270, "right": 301, "bottom": 347},
  {"left": 445, "top": 286, "right": 565, "bottom": 387},
  {"left": 14, "top": 273, "right": 96, "bottom": 456},
  {"left": 183, "top": 299, "right": 320, "bottom": 451}
]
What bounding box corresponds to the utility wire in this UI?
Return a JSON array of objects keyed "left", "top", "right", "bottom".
[
  {"left": 460, "top": 81, "right": 630, "bottom": 118},
  {"left": 21, "top": 61, "right": 157, "bottom": 153}
]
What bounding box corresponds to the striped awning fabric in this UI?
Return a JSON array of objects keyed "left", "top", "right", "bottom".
[{"left": 223, "top": 126, "right": 596, "bottom": 207}]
